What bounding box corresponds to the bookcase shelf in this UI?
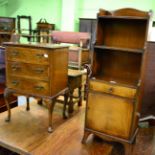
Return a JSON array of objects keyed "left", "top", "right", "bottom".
[{"left": 94, "top": 45, "right": 144, "bottom": 53}]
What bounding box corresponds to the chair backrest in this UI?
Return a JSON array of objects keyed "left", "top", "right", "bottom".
[
  {"left": 51, "top": 31, "right": 90, "bottom": 48},
  {"left": 17, "top": 15, "right": 32, "bottom": 41}
]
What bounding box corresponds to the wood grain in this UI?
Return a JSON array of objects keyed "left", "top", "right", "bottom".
[{"left": 0, "top": 102, "right": 154, "bottom": 155}]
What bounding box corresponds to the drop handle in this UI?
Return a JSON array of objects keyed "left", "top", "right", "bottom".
[
  {"left": 12, "top": 51, "right": 19, "bottom": 56},
  {"left": 12, "top": 80, "right": 19, "bottom": 86},
  {"left": 34, "top": 68, "right": 44, "bottom": 73},
  {"left": 34, "top": 86, "right": 44, "bottom": 90},
  {"left": 11, "top": 66, "right": 20, "bottom": 71},
  {"left": 36, "top": 53, "right": 44, "bottom": 58}
]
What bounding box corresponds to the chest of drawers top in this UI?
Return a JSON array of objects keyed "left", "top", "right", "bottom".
[{"left": 4, "top": 42, "right": 68, "bottom": 63}]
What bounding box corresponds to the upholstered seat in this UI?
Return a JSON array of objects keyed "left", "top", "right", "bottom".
[{"left": 51, "top": 31, "right": 90, "bottom": 69}]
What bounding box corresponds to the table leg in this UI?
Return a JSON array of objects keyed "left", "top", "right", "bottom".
[
  {"left": 4, "top": 88, "right": 13, "bottom": 122},
  {"left": 63, "top": 92, "right": 69, "bottom": 119}
]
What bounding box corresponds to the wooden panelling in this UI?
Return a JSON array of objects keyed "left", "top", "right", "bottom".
[{"left": 86, "top": 92, "right": 133, "bottom": 139}]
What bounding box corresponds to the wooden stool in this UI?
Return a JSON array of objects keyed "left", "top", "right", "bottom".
[{"left": 67, "top": 69, "right": 86, "bottom": 113}]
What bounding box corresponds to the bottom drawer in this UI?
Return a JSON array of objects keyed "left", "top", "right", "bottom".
[
  {"left": 7, "top": 77, "right": 49, "bottom": 96},
  {"left": 86, "top": 91, "right": 134, "bottom": 139}
]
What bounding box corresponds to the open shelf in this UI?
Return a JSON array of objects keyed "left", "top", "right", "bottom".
[
  {"left": 96, "top": 17, "right": 147, "bottom": 49},
  {"left": 92, "top": 48, "right": 142, "bottom": 87},
  {"left": 94, "top": 45, "right": 144, "bottom": 53}
]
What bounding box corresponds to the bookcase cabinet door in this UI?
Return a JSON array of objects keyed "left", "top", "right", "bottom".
[{"left": 86, "top": 91, "right": 134, "bottom": 139}]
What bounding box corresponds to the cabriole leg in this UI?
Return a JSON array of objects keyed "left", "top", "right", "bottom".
[
  {"left": 4, "top": 88, "right": 13, "bottom": 122},
  {"left": 82, "top": 130, "right": 91, "bottom": 144},
  {"left": 47, "top": 98, "right": 56, "bottom": 133}
]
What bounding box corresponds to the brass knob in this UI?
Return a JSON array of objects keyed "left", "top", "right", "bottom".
[{"left": 108, "top": 87, "right": 114, "bottom": 93}]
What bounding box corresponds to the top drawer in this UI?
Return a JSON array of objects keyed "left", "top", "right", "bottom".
[
  {"left": 89, "top": 80, "right": 136, "bottom": 99},
  {"left": 6, "top": 47, "right": 49, "bottom": 65}
]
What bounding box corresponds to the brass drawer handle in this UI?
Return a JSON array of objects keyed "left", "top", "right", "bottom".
[
  {"left": 36, "top": 53, "right": 44, "bottom": 58},
  {"left": 11, "top": 80, "right": 19, "bottom": 86},
  {"left": 12, "top": 51, "right": 19, "bottom": 56},
  {"left": 11, "top": 65, "right": 20, "bottom": 71},
  {"left": 34, "top": 68, "right": 44, "bottom": 73},
  {"left": 34, "top": 86, "right": 44, "bottom": 90},
  {"left": 108, "top": 87, "right": 114, "bottom": 93}
]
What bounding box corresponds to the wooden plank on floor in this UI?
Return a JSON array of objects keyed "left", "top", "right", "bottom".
[{"left": 0, "top": 101, "right": 113, "bottom": 155}]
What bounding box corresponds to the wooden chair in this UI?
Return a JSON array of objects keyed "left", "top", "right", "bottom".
[{"left": 17, "top": 15, "right": 33, "bottom": 42}]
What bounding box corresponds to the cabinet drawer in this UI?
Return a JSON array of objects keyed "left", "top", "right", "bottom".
[
  {"left": 7, "top": 62, "right": 49, "bottom": 81},
  {"left": 89, "top": 80, "right": 136, "bottom": 98},
  {"left": 7, "top": 77, "right": 50, "bottom": 96},
  {"left": 6, "top": 47, "right": 49, "bottom": 65}
]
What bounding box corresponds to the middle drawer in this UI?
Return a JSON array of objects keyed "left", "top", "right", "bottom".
[{"left": 7, "top": 61, "right": 49, "bottom": 81}]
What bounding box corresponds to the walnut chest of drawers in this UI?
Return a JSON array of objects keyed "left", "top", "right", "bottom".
[{"left": 3, "top": 42, "right": 69, "bottom": 132}]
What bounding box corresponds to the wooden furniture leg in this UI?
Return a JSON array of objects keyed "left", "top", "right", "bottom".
[
  {"left": 68, "top": 89, "right": 74, "bottom": 114},
  {"left": 47, "top": 98, "right": 56, "bottom": 133},
  {"left": 26, "top": 97, "right": 30, "bottom": 111},
  {"left": 38, "top": 98, "right": 43, "bottom": 105},
  {"left": 84, "top": 83, "right": 87, "bottom": 100},
  {"left": 82, "top": 130, "right": 92, "bottom": 144},
  {"left": 78, "top": 85, "right": 82, "bottom": 106},
  {"left": 63, "top": 92, "right": 69, "bottom": 119},
  {"left": 123, "top": 141, "right": 135, "bottom": 155},
  {"left": 4, "top": 88, "right": 13, "bottom": 122}
]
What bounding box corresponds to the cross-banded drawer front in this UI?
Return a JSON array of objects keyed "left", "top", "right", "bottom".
[
  {"left": 7, "top": 76, "right": 49, "bottom": 96},
  {"left": 6, "top": 47, "right": 49, "bottom": 65},
  {"left": 7, "top": 62, "right": 49, "bottom": 81},
  {"left": 89, "top": 80, "right": 136, "bottom": 99}
]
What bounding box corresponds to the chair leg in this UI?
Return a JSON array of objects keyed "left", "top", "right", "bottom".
[
  {"left": 38, "top": 98, "right": 43, "bottom": 105},
  {"left": 63, "top": 93, "right": 69, "bottom": 119},
  {"left": 68, "top": 89, "right": 74, "bottom": 113},
  {"left": 78, "top": 85, "right": 82, "bottom": 106},
  {"left": 26, "top": 97, "right": 30, "bottom": 111}
]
